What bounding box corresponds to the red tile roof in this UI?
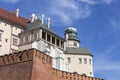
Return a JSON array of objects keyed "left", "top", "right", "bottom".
[{"left": 0, "top": 8, "right": 30, "bottom": 28}]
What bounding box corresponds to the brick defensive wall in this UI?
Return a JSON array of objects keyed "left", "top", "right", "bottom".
[{"left": 0, "top": 48, "right": 103, "bottom": 80}]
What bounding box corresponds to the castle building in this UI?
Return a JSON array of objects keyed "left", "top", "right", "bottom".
[
  {"left": 0, "top": 8, "right": 95, "bottom": 77},
  {"left": 64, "top": 27, "right": 93, "bottom": 76},
  {"left": 0, "top": 8, "right": 29, "bottom": 55}
]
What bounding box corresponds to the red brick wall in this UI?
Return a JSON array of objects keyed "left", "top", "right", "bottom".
[
  {"left": 0, "top": 60, "right": 33, "bottom": 80},
  {"left": 31, "top": 49, "right": 53, "bottom": 80},
  {"left": 0, "top": 49, "right": 34, "bottom": 80}
]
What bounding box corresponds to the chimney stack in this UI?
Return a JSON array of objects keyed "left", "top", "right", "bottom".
[
  {"left": 47, "top": 17, "right": 50, "bottom": 28},
  {"left": 30, "top": 13, "right": 36, "bottom": 23},
  {"left": 41, "top": 14, "right": 44, "bottom": 24},
  {"left": 13, "top": 8, "right": 19, "bottom": 17}
]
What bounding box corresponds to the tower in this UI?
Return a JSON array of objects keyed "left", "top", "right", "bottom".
[
  {"left": 65, "top": 26, "right": 80, "bottom": 48},
  {"left": 64, "top": 26, "right": 94, "bottom": 77}
]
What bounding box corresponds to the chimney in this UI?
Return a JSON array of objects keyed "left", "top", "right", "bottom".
[
  {"left": 30, "top": 13, "right": 36, "bottom": 23},
  {"left": 13, "top": 9, "right": 19, "bottom": 17},
  {"left": 47, "top": 17, "right": 50, "bottom": 28},
  {"left": 41, "top": 14, "right": 44, "bottom": 24}
]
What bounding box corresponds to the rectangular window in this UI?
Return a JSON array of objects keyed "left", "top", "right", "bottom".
[
  {"left": 0, "top": 33, "right": 1, "bottom": 41},
  {"left": 67, "top": 57, "right": 71, "bottom": 63},
  {"left": 79, "top": 58, "right": 82, "bottom": 64},
  {"left": 89, "top": 59, "right": 91, "bottom": 65},
  {"left": 12, "top": 38, "right": 18, "bottom": 45},
  {"left": 47, "top": 34, "right": 51, "bottom": 42},
  {"left": 20, "top": 37, "right": 23, "bottom": 44},
  {"left": 0, "top": 30, "right": 3, "bottom": 41},
  {"left": 61, "top": 41, "right": 64, "bottom": 48},
  {"left": 25, "top": 36, "right": 28, "bottom": 43},
  {"left": 42, "top": 31, "right": 46, "bottom": 40},
  {"left": 5, "top": 38, "right": 8, "bottom": 42},
  {"left": 34, "top": 33, "right": 37, "bottom": 40},
  {"left": 84, "top": 58, "right": 87, "bottom": 64},
  {"left": 0, "top": 45, "right": 2, "bottom": 51},
  {"left": 52, "top": 36, "right": 55, "bottom": 44},
  {"left": 56, "top": 39, "right": 60, "bottom": 46}
]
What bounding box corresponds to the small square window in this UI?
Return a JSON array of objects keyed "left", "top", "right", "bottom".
[
  {"left": 5, "top": 23, "right": 7, "bottom": 26},
  {"left": 5, "top": 39, "right": 8, "bottom": 42}
]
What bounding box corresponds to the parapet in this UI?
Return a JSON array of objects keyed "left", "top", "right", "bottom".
[
  {"left": 0, "top": 48, "right": 52, "bottom": 67},
  {"left": 52, "top": 68, "right": 103, "bottom": 80},
  {"left": 0, "top": 49, "right": 34, "bottom": 66}
]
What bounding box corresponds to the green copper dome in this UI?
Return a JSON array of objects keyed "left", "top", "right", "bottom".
[
  {"left": 65, "top": 27, "right": 77, "bottom": 33},
  {"left": 65, "top": 26, "right": 80, "bottom": 41}
]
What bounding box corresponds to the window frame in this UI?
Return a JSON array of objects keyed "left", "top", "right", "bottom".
[
  {"left": 84, "top": 58, "right": 87, "bottom": 64},
  {"left": 0, "top": 30, "right": 4, "bottom": 41},
  {"left": 79, "top": 58, "right": 82, "bottom": 64},
  {"left": 67, "top": 57, "right": 71, "bottom": 63}
]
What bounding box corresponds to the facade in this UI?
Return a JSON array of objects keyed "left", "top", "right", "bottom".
[
  {"left": 0, "top": 8, "right": 99, "bottom": 78},
  {"left": 64, "top": 27, "right": 94, "bottom": 76},
  {"left": 0, "top": 8, "right": 29, "bottom": 55}
]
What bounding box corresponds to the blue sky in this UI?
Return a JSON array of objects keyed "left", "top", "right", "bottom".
[{"left": 0, "top": 0, "right": 120, "bottom": 80}]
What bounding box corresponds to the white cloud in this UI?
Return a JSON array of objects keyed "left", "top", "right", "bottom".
[
  {"left": 45, "top": 0, "right": 114, "bottom": 25},
  {"left": 78, "top": 0, "right": 113, "bottom": 4},
  {"left": 2, "top": 0, "right": 19, "bottom": 3},
  {"left": 94, "top": 45, "right": 120, "bottom": 71},
  {"left": 48, "top": 0, "right": 91, "bottom": 25},
  {"left": 101, "top": 0, "right": 113, "bottom": 4},
  {"left": 78, "top": 0, "right": 98, "bottom": 4}
]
